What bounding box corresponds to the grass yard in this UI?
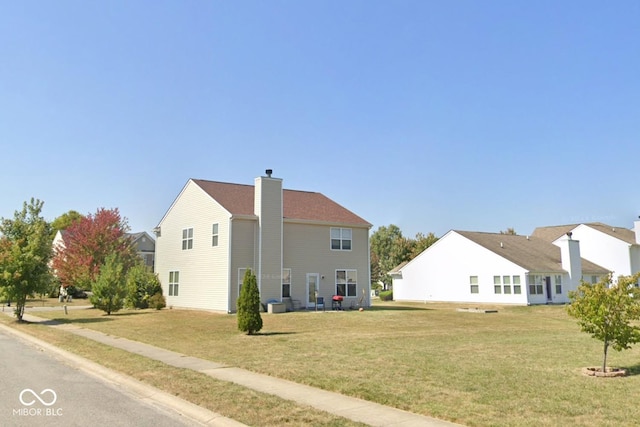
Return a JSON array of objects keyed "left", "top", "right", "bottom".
[{"left": 8, "top": 300, "right": 640, "bottom": 426}]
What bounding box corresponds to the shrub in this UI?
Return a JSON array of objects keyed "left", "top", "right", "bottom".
[
  {"left": 148, "top": 292, "right": 166, "bottom": 310},
  {"left": 126, "top": 263, "right": 163, "bottom": 309},
  {"left": 379, "top": 290, "right": 393, "bottom": 301},
  {"left": 237, "top": 269, "right": 262, "bottom": 335},
  {"left": 90, "top": 253, "right": 127, "bottom": 315}
]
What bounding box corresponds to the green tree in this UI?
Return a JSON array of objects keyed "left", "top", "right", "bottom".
[
  {"left": 499, "top": 228, "right": 517, "bottom": 235},
  {"left": 411, "top": 232, "right": 439, "bottom": 258},
  {"left": 50, "top": 210, "right": 84, "bottom": 240},
  {"left": 370, "top": 225, "right": 406, "bottom": 287},
  {"left": 567, "top": 273, "right": 640, "bottom": 372},
  {"left": 90, "top": 253, "right": 128, "bottom": 315},
  {"left": 126, "top": 263, "right": 163, "bottom": 309},
  {"left": 237, "top": 269, "right": 262, "bottom": 335},
  {"left": 0, "top": 199, "right": 53, "bottom": 321}
]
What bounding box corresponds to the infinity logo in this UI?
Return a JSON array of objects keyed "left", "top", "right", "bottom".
[{"left": 19, "top": 389, "right": 57, "bottom": 407}]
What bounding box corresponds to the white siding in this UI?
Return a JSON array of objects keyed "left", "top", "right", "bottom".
[
  {"left": 394, "top": 231, "right": 530, "bottom": 304},
  {"left": 254, "top": 176, "right": 283, "bottom": 302},
  {"left": 155, "top": 180, "right": 231, "bottom": 311},
  {"left": 229, "top": 218, "right": 257, "bottom": 311},
  {"left": 558, "top": 225, "right": 632, "bottom": 279}
]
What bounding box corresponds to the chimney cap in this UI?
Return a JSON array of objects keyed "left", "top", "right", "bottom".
[{"left": 265, "top": 169, "right": 273, "bottom": 177}]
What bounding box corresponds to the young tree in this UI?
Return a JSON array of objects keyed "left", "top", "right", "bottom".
[
  {"left": 567, "top": 273, "right": 640, "bottom": 373},
  {"left": 91, "top": 253, "right": 128, "bottom": 315},
  {"left": 0, "top": 199, "right": 53, "bottom": 321},
  {"left": 51, "top": 208, "right": 137, "bottom": 291},
  {"left": 237, "top": 269, "right": 262, "bottom": 335},
  {"left": 126, "top": 263, "right": 163, "bottom": 309}
]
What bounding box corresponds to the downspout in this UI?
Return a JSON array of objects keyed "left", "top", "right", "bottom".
[{"left": 227, "top": 217, "right": 233, "bottom": 313}]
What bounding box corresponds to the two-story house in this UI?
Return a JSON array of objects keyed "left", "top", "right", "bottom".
[{"left": 154, "top": 170, "right": 372, "bottom": 313}]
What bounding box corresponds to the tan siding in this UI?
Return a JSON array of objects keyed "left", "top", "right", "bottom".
[
  {"left": 283, "top": 223, "right": 370, "bottom": 307},
  {"left": 254, "top": 177, "right": 283, "bottom": 303},
  {"left": 229, "top": 219, "right": 256, "bottom": 310},
  {"left": 155, "top": 180, "right": 231, "bottom": 311}
]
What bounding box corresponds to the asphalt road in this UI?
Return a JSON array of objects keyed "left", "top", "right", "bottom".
[{"left": 0, "top": 328, "right": 200, "bottom": 427}]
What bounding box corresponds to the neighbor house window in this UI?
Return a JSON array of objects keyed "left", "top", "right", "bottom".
[
  {"left": 513, "top": 276, "right": 521, "bottom": 294},
  {"left": 470, "top": 276, "right": 479, "bottom": 294},
  {"left": 282, "top": 268, "right": 291, "bottom": 298},
  {"left": 528, "top": 275, "right": 544, "bottom": 295},
  {"left": 555, "top": 275, "right": 562, "bottom": 294},
  {"left": 212, "top": 223, "right": 219, "bottom": 247},
  {"left": 169, "top": 271, "right": 179, "bottom": 296},
  {"left": 182, "top": 228, "right": 193, "bottom": 250},
  {"left": 331, "top": 228, "right": 352, "bottom": 250},
  {"left": 503, "top": 275, "right": 511, "bottom": 294},
  {"left": 494, "top": 276, "right": 501, "bottom": 294},
  {"left": 336, "top": 269, "right": 357, "bottom": 297},
  {"left": 238, "top": 268, "right": 252, "bottom": 294},
  {"left": 590, "top": 275, "right": 599, "bottom": 284}
]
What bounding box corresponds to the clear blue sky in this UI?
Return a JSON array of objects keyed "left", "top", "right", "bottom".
[{"left": 2, "top": 1, "right": 638, "bottom": 238}]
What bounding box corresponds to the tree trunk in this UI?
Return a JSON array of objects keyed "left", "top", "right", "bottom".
[{"left": 602, "top": 341, "right": 609, "bottom": 373}]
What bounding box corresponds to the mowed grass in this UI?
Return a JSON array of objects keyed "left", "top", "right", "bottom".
[{"left": 12, "top": 300, "right": 640, "bottom": 426}]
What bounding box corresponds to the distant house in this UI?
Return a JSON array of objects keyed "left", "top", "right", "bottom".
[
  {"left": 153, "top": 170, "right": 372, "bottom": 313},
  {"left": 52, "top": 229, "right": 155, "bottom": 270},
  {"left": 390, "top": 230, "right": 609, "bottom": 305},
  {"left": 533, "top": 221, "right": 640, "bottom": 281},
  {"left": 127, "top": 231, "right": 155, "bottom": 270}
]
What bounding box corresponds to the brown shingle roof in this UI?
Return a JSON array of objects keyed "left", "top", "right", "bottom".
[
  {"left": 455, "top": 230, "right": 609, "bottom": 274},
  {"left": 533, "top": 222, "right": 637, "bottom": 245},
  {"left": 191, "top": 179, "right": 371, "bottom": 227}
]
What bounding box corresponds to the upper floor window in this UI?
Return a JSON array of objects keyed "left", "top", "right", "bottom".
[
  {"left": 212, "top": 223, "right": 219, "bottom": 247},
  {"left": 182, "top": 228, "right": 193, "bottom": 250},
  {"left": 331, "top": 228, "right": 352, "bottom": 250}
]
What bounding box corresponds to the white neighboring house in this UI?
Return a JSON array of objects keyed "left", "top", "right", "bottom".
[
  {"left": 153, "top": 170, "right": 372, "bottom": 313},
  {"left": 390, "top": 230, "right": 609, "bottom": 305},
  {"left": 533, "top": 221, "right": 640, "bottom": 281}
]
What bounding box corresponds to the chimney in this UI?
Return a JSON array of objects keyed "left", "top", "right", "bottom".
[
  {"left": 558, "top": 236, "right": 582, "bottom": 291},
  {"left": 635, "top": 218, "right": 640, "bottom": 244},
  {"left": 254, "top": 171, "right": 283, "bottom": 302}
]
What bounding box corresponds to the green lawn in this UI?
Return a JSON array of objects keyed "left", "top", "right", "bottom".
[{"left": 10, "top": 300, "right": 640, "bottom": 426}]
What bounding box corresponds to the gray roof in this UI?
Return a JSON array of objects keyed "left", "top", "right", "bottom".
[
  {"left": 532, "top": 222, "right": 637, "bottom": 245},
  {"left": 455, "top": 230, "right": 609, "bottom": 274}
]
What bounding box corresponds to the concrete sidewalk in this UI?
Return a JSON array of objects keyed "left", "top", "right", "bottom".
[{"left": 6, "top": 308, "right": 463, "bottom": 427}]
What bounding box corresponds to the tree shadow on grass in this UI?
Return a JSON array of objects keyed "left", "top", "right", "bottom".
[
  {"left": 622, "top": 364, "right": 640, "bottom": 376},
  {"left": 251, "top": 331, "right": 298, "bottom": 336},
  {"left": 365, "top": 305, "right": 434, "bottom": 312}
]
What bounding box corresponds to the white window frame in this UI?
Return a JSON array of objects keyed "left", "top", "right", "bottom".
[
  {"left": 212, "top": 223, "right": 219, "bottom": 247},
  {"left": 282, "top": 268, "right": 291, "bottom": 298},
  {"left": 528, "top": 275, "right": 544, "bottom": 295},
  {"left": 513, "top": 275, "right": 521, "bottom": 294},
  {"left": 555, "top": 275, "right": 562, "bottom": 294},
  {"left": 503, "top": 275, "right": 511, "bottom": 294},
  {"left": 336, "top": 269, "right": 357, "bottom": 297},
  {"left": 493, "top": 276, "right": 502, "bottom": 294},
  {"left": 331, "top": 228, "right": 352, "bottom": 251},
  {"left": 169, "top": 271, "right": 179, "bottom": 296},
  {"left": 182, "top": 228, "right": 193, "bottom": 250},
  {"left": 470, "top": 276, "right": 479, "bottom": 294}
]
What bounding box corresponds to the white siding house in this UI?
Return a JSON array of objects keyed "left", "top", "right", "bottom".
[
  {"left": 154, "top": 171, "right": 372, "bottom": 313},
  {"left": 391, "top": 230, "right": 609, "bottom": 305},
  {"left": 533, "top": 221, "right": 640, "bottom": 281}
]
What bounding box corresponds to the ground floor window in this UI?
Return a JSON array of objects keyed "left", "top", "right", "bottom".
[
  {"left": 169, "top": 271, "right": 179, "bottom": 296},
  {"left": 528, "top": 275, "right": 544, "bottom": 295},
  {"left": 554, "top": 275, "right": 562, "bottom": 294},
  {"left": 282, "top": 268, "right": 291, "bottom": 298},
  {"left": 513, "top": 275, "right": 521, "bottom": 294},
  {"left": 336, "top": 269, "right": 357, "bottom": 297},
  {"left": 470, "top": 276, "right": 479, "bottom": 294},
  {"left": 493, "top": 276, "right": 502, "bottom": 294}
]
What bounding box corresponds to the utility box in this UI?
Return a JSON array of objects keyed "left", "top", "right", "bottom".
[{"left": 268, "top": 303, "right": 286, "bottom": 314}]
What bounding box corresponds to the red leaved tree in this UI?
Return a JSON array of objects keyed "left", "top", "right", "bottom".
[{"left": 51, "top": 208, "right": 137, "bottom": 291}]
